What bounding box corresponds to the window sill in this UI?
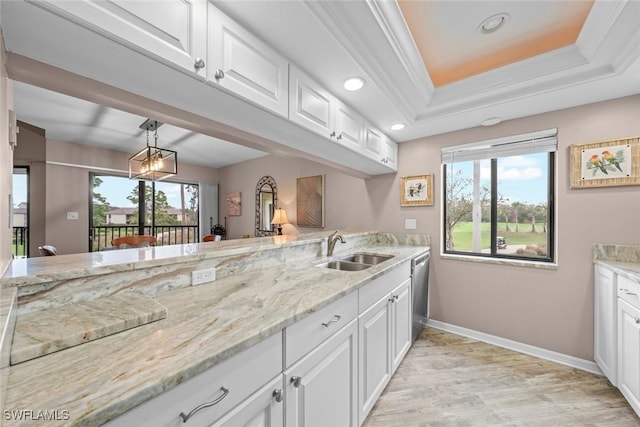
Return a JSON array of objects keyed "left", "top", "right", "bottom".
[{"left": 440, "top": 253, "right": 558, "bottom": 270}]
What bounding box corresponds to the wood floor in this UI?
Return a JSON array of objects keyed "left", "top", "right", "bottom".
[{"left": 363, "top": 327, "right": 639, "bottom": 427}]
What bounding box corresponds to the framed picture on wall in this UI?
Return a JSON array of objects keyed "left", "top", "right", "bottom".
[
  {"left": 400, "top": 174, "right": 433, "bottom": 206},
  {"left": 297, "top": 175, "right": 325, "bottom": 227},
  {"left": 225, "top": 192, "right": 241, "bottom": 216},
  {"left": 569, "top": 136, "right": 640, "bottom": 188}
]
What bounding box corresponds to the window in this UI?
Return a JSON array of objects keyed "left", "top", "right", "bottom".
[
  {"left": 89, "top": 174, "right": 199, "bottom": 251},
  {"left": 442, "top": 129, "right": 556, "bottom": 263}
]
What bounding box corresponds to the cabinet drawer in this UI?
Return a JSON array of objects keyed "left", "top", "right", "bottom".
[
  {"left": 285, "top": 291, "right": 357, "bottom": 367},
  {"left": 618, "top": 275, "right": 640, "bottom": 308},
  {"left": 359, "top": 261, "right": 411, "bottom": 314},
  {"left": 106, "top": 332, "right": 282, "bottom": 427}
]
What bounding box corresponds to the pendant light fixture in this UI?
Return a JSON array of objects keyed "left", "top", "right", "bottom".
[{"left": 129, "top": 119, "right": 177, "bottom": 181}]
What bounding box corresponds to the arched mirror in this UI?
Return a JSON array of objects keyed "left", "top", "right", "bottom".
[{"left": 255, "top": 176, "right": 277, "bottom": 237}]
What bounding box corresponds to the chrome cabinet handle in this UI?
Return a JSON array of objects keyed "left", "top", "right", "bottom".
[
  {"left": 322, "top": 314, "right": 341, "bottom": 327},
  {"left": 329, "top": 131, "right": 336, "bottom": 138},
  {"left": 635, "top": 317, "right": 640, "bottom": 325},
  {"left": 290, "top": 376, "right": 301, "bottom": 388},
  {"left": 272, "top": 389, "right": 283, "bottom": 403},
  {"left": 389, "top": 295, "right": 399, "bottom": 303},
  {"left": 194, "top": 58, "right": 205, "bottom": 69},
  {"left": 622, "top": 289, "right": 638, "bottom": 296},
  {"left": 214, "top": 69, "right": 225, "bottom": 80},
  {"left": 179, "top": 386, "right": 229, "bottom": 423},
  {"left": 337, "top": 134, "right": 342, "bottom": 140}
]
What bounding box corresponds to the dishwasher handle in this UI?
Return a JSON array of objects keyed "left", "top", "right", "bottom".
[{"left": 412, "top": 252, "right": 430, "bottom": 273}]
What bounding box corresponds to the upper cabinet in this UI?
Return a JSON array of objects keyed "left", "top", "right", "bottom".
[
  {"left": 32, "top": 0, "right": 208, "bottom": 74},
  {"left": 206, "top": 3, "right": 289, "bottom": 117}
]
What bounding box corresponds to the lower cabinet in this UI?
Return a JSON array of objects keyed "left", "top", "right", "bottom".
[
  {"left": 358, "top": 278, "right": 411, "bottom": 423},
  {"left": 594, "top": 265, "right": 617, "bottom": 385},
  {"left": 211, "top": 375, "right": 284, "bottom": 427},
  {"left": 618, "top": 297, "right": 640, "bottom": 415},
  {"left": 285, "top": 319, "right": 359, "bottom": 427}
]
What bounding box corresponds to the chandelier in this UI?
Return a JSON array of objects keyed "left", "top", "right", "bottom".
[{"left": 129, "top": 119, "right": 177, "bottom": 181}]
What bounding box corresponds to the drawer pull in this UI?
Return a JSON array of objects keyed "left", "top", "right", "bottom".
[
  {"left": 272, "top": 389, "right": 283, "bottom": 403},
  {"left": 621, "top": 289, "right": 638, "bottom": 296},
  {"left": 322, "top": 314, "right": 341, "bottom": 328},
  {"left": 179, "top": 386, "right": 229, "bottom": 423},
  {"left": 290, "top": 376, "right": 302, "bottom": 388}
]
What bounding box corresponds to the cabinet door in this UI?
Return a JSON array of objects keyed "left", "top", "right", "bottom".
[
  {"left": 35, "top": 0, "right": 206, "bottom": 73},
  {"left": 382, "top": 136, "right": 398, "bottom": 170},
  {"left": 289, "top": 67, "right": 334, "bottom": 139},
  {"left": 618, "top": 299, "right": 640, "bottom": 416},
  {"left": 363, "top": 125, "right": 383, "bottom": 160},
  {"left": 207, "top": 3, "right": 289, "bottom": 117},
  {"left": 391, "top": 278, "right": 412, "bottom": 372},
  {"left": 285, "top": 319, "right": 358, "bottom": 427},
  {"left": 594, "top": 265, "right": 617, "bottom": 385},
  {"left": 335, "top": 101, "right": 363, "bottom": 151},
  {"left": 358, "top": 296, "right": 391, "bottom": 423},
  {"left": 212, "top": 376, "right": 284, "bottom": 427}
]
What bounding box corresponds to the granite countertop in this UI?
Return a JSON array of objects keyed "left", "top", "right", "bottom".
[
  {"left": 1, "top": 231, "right": 428, "bottom": 426},
  {"left": 594, "top": 260, "right": 640, "bottom": 281}
]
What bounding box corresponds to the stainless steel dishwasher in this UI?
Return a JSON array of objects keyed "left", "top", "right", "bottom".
[{"left": 411, "top": 250, "right": 431, "bottom": 342}]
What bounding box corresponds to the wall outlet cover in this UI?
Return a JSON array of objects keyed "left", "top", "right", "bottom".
[
  {"left": 192, "top": 267, "right": 216, "bottom": 286},
  {"left": 405, "top": 219, "right": 417, "bottom": 230}
]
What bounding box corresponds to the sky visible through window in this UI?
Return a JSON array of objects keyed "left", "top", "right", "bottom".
[{"left": 452, "top": 153, "right": 548, "bottom": 204}]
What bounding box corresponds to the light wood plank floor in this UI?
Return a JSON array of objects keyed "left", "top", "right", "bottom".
[{"left": 363, "top": 327, "right": 639, "bottom": 427}]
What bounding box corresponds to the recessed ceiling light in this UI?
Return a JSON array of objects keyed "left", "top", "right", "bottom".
[
  {"left": 478, "top": 13, "right": 510, "bottom": 34},
  {"left": 344, "top": 77, "right": 365, "bottom": 91},
  {"left": 481, "top": 117, "right": 502, "bottom": 126},
  {"left": 390, "top": 123, "right": 405, "bottom": 131}
]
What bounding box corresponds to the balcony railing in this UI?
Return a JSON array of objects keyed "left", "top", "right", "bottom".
[
  {"left": 90, "top": 225, "right": 199, "bottom": 252},
  {"left": 12, "top": 226, "right": 29, "bottom": 258}
]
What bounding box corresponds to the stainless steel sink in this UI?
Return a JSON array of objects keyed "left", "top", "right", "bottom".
[
  {"left": 340, "top": 253, "right": 394, "bottom": 265},
  {"left": 317, "top": 260, "right": 372, "bottom": 271}
]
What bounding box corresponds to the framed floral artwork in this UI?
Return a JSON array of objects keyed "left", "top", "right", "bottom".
[
  {"left": 400, "top": 174, "right": 433, "bottom": 206},
  {"left": 226, "top": 192, "right": 241, "bottom": 216},
  {"left": 569, "top": 136, "right": 640, "bottom": 188}
]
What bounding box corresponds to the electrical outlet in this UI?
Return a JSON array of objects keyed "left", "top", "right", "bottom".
[
  {"left": 192, "top": 267, "right": 216, "bottom": 286},
  {"left": 405, "top": 219, "right": 417, "bottom": 230}
]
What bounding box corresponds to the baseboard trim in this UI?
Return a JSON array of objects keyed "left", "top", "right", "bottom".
[{"left": 426, "top": 319, "right": 603, "bottom": 376}]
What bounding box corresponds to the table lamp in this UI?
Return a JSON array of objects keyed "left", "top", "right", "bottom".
[{"left": 271, "top": 208, "right": 289, "bottom": 235}]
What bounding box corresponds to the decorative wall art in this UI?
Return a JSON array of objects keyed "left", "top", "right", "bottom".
[
  {"left": 569, "top": 136, "right": 640, "bottom": 188},
  {"left": 400, "top": 174, "right": 433, "bottom": 206},
  {"left": 296, "top": 175, "right": 325, "bottom": 227},
  {"left": 225, "top": 192, "right": 242, "bottom": 216}
]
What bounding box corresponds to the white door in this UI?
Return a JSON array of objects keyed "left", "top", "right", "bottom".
[
  {"left": 212, "top": 376, "right": 284, "bottom": 427},
  {"left": 391, "top": 278, "right": 412, "bottom": 372},
  {"left": 335, "top": 101, "right": 363, "bottom": 151},
  {"left": 594, "top": 265, "right": 617, "bottom": 384},
  {"left": 289, "top": 67, "right": 334, "bottom": 138},
  {"left": 207, "top": 3, "right": 289, "bottom": 117},
  {"left": 618, "top": 299, "right": 640, "bottom": 415},
  {"left": 285, "top": 319, "right": 358, "bottom": 427},
  {"left": 35, "top": 0, "right": 206, "bottom": 73},
  {"left": 358, "top": 296, "right": 391, "bottom": 423}
]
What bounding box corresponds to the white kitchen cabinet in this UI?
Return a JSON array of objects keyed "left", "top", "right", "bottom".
[
  {"left": 289, "top": 66, "right": 364, "bottom": 148},
  {"left": 358, "top": 277, "right": 411, "bottom": 423},
  {"left": 363, "top": 124, "right": 383, "bottom": 161},
  {"left": 594, "top": 265, "right": 617, "bottom": 385},
  {"left": 207, "top": 2, "right": 289, "bottom": 117},
  {"left": 285, "top": 319, "right": 358, "bottom": 427},
  {"left": 381, "top": 135, "right": 398, "bottom": 170},
  {"left": 390, "top": 278, "right": 412, "bottom": 372},
  {"left": 32, "top": 0, "right": 207, "bottom": 74},
  {"left": 105, "top": 333, "right": 282, "bottom": 427},
  {"left": 211, "top": 375, "right": 284, "bottom": 427},
  {"left": 617, "top": 274, "right": 640, "bottom": 417}
]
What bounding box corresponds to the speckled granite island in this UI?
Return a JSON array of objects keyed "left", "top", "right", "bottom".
[{"left": 0, "top": 230, "right": 429, "bottom": 426}]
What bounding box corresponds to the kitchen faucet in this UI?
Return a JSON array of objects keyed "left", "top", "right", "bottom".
[{"left": 327, "top": 230, "right": 346, "bottom": 257}]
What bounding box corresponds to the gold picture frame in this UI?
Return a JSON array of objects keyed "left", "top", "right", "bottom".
[
  {"left": 569, "top": 136, "right": 640, "bottom": 188},
  {"left": 400, "top": 174, "right": 433, "bottom": 206}
]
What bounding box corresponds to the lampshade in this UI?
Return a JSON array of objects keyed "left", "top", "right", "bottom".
[
  {"left": 271, "top": 208, "right": 289, "bottom": 225},
  {"left": 129, "top": 119, "right": 178, "bottom": 181}
]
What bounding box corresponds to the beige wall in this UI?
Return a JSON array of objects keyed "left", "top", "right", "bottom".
[
  {"left": 0, "top": 34, "right": 13, "bottom": 275},
  {"left": 218, "top": 155, "right": 373, "bottom": 239},
  {"left": 372, "top": 94, "right": 640, "bottom": 360},
  {"left": 220, "top": 94, "right": 640, "bottom": 361}
]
